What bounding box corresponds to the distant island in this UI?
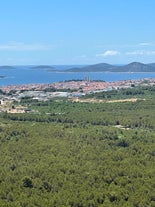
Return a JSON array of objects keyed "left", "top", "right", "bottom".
[
  {"left": 1, "top": 62, "right": 155, "bottom": 73},
  {"left": 0, "top": 66, "right": 15, "bottom": 70},
  {"left": 0, "top": 75, "right": 5, "bottom": 79},
  {"left": 31, "top": 65, "right": 57, "bottom": 71},
  {"left": 64, "top": 62, "right": 155, "bottom": 72},
  {"left": 32, "top": 62, "right": 155, "bottom": 73}
]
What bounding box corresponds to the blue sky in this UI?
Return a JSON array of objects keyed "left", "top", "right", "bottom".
[{"left": 0, "top": 0, "right": 155, "bottom": 65}]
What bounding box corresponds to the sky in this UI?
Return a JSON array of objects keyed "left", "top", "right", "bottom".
[{"left": 0, "top": 0, "right": 155, "bottom": 65}]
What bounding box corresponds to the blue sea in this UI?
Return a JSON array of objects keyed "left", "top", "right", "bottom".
[{"left": 1, "top": 66, "right": 155, "bottom": 86}]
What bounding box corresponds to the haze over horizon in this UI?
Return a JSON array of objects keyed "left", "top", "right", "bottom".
[{"left": 0, "top": 0, "right": 155, "bottom": 65}]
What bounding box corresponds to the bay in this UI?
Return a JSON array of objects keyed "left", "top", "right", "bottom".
[{"left": 0, "top": 66, "right": 155, "bottom": 86}]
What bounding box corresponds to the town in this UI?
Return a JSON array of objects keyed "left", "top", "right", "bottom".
[{"left": 0, "top": 78, "right": 155, "bottom": 113}]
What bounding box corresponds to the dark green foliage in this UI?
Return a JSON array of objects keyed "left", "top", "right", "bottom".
[
  {"left": 22, "top": 177, "right": 33, "bottom": 188},
  {"left": 83, "top": 85, "right": 155, "bottom": 100},
  {"left": 117, "top": 139, "right": 129, "bottom": 147},
  {"left": 0, "top": 86, "right": 155, "bottom": 206}
]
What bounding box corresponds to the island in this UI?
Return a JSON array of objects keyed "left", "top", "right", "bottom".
[{"left": 65, "top": 62, "right": 155, "bottom": 72}]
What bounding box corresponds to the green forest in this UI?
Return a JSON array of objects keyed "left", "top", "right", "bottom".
[{"left": 1, "top": 85, "right": 155, "bottom": 207}]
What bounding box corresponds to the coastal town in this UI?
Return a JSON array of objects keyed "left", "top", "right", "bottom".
[{"left": 0, "top": 78, "right": 155, "bottom": 113}]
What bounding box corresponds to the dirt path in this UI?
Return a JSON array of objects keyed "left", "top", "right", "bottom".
[{"left": 72, "top": 98, "right": 139, "bottom": 103}]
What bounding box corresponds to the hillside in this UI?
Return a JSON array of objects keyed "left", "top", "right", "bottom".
[
  {"left": 65, "top": 62, "right": 155, "bottom": 72},
  {"left": 148, "top": 63, "right": 155, "bottom": 68},
  {"left": 31, "top": 65, "right": 57, "bottom": 71},
  {"left": 115, "top": 62, "right": 155, "bottom": 72},
  {"left": 65, "top": 63, "right": 115, "bottom": 72},
  {"left": 0, "top": 65, "right": 15, "bottom": 69}
]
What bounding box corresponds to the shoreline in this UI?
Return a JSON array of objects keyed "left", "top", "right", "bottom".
[{"left": 0, "top": 77, "right": 155, "bottom": 94}]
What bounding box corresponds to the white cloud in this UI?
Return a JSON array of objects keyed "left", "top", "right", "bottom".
[
  {"left": 146, "top": 51, "right": 155, "bottom": 55},
  {"left": 139, "top": 42, "right": 154, "bottom": 46},
  {"left": 0, "top": 57, "right": 39, "bottom": 65},
  {"left": 96, "top": 50, "right": 120, "bottom": 57},
  {"left": 96, "top": 42, "right": 155, "bottom": 49},
  {"left": 126, "top": 50, "right": 145, "bottom": 55},
  {"left": 126, "top": 50, "right": 155, "bottom": 56},
  {"left": 0, "top": 41, "right": 54, "bottom": 51}
]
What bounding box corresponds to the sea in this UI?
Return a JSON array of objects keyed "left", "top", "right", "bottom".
[{"left": 1, "top": 66, "right": 155, "bottom": 86}]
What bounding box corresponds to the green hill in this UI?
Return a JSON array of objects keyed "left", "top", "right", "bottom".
[{"left": 65, "top": 62, "right": 155, "bottom": 72}]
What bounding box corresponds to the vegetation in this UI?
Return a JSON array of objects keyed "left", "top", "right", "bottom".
[
  {"left": 0, "top": 85, "right": 155, "bottom": 206},
  {"left": 65, "top": 62, "right": 155, "bottom": 72},
  {"left": 83, "top": 85, "right": 155, "bottom": 100}
]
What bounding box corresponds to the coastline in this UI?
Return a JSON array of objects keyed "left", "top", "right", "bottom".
[
  {"left": 1, "top": 67, "right": 155, "bottom": 86},
  {"left": 1, "top": 77, "right": 155, "bottom": 94}
]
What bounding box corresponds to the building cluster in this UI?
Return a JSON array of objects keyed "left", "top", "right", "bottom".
[
  {"left": 1, "top": 78, "right": 155, "bottom": 94},
  {"left": 0, "top": 78, "right": 154, "bottom": 113}
]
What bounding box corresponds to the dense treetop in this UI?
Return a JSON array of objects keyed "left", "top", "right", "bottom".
[{"left": 0, "top": 85, "right": 155, "bottom": 206}]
